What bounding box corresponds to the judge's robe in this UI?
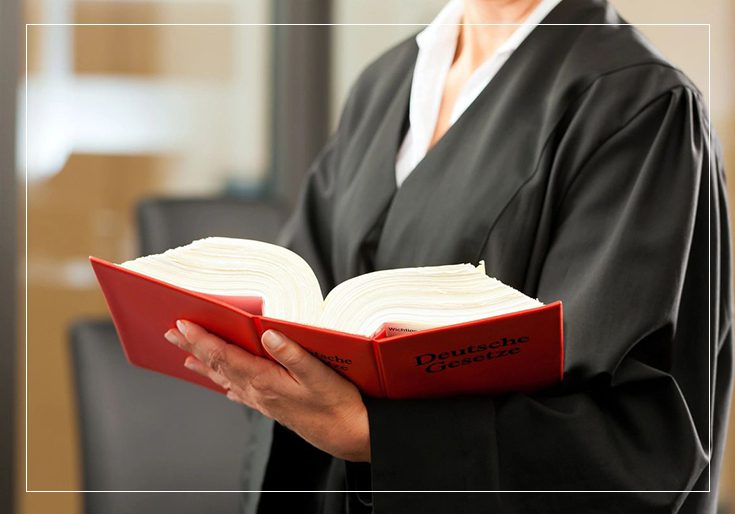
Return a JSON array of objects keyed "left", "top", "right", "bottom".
[{"left": 253, "top": 0, "right": 733, "bottom": 512}]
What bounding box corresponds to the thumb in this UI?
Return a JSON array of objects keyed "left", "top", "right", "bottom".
[{"left": 261, "top": 330, "right": 326, "bottom": 384}]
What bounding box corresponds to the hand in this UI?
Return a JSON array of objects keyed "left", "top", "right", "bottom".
[{"left": 164, "top": 320, "right": 371, "bottom": 462}]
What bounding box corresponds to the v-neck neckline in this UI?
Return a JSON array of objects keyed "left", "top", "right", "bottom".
[
  {"left": 332, "top": 0, "right": 573, "bottom": 279},
  {"left": 394, "top": 4, "right": 563, "bottom": 193},
  {"left": 394, "top": 42, "right": 506, "bottom": 192},
  {"left": 396, "top": 0, "right": 572, "bottom": 193},
  {"left": 371, "top": 6, "right": 572, "bottom": 271}
]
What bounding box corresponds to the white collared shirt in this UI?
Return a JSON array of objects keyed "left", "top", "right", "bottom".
[{"left": 395, "top": 0, "right": 563, "bottom": 187}]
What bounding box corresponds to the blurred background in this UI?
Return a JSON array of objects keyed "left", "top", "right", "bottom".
[{"left": 1, "top": 1, "right": 734, "bottom": 513}]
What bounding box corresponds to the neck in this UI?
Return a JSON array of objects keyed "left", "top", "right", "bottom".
[{"left": 456, "top": 0, "right": 542, "bottom": 68}]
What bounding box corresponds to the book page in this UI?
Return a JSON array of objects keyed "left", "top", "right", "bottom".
[
  {"left": 119, "top": 237, "right": 323, "bottom": 325},
  {"left": 320, "top": 261, "right": 542, "bottom": 337}
]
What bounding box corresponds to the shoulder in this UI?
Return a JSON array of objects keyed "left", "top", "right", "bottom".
[
  {"left": 352, "top": 36, "right": 418, "bottom": 94},
  {"left": 529, "top": 0, "right": 708, "bottom": 155},
  {"left": 550, "top": 0, "right": 703, "bottom": 113},
  {"left": 533, "top": 2, "right": 714, "bottom": 198},
  {"left": 336, "top": 37, "right": 417, "bottom": 133},
  {"left": 567, "top": 27, "right": 699, "bottom": 100}
]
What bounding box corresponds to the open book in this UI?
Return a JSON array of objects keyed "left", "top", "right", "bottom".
[{"left": 91, "top": 237, "right": 564, "bottom": 399}]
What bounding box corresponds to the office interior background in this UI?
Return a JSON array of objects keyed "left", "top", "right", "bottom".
[{"left": 1, "top": 0, "right": 734, "bottom": 513}]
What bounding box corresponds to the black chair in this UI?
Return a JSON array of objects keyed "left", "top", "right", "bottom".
[
  {"left": 71, "top": 321, "right": 271, "bottom": 514},
  {"left": 72, "top": 196, "right": 288, "bottom": 513},
  {"left": 136, "top": 196, "right": 288, "bottom": 255}
]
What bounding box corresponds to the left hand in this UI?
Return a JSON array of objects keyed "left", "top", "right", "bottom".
[{"left": 164, "top": 320, "right": 371, "bottom": 462}]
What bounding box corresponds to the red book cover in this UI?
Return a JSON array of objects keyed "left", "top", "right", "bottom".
[{"left": 90, "top": 256, "right": 564, "bottom": 399}]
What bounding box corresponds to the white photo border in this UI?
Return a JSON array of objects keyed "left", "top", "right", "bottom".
[{"left": 24, "top": 21, "right": 713, "bottom": 494}]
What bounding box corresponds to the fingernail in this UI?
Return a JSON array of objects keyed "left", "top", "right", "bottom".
[
  {"left": 176, "top": 320, "right": 187, "bottom": 337},
  {"left": 183, "top": 358, "right": 194, "bottom": 370},
  {"left": 262, "top": 330, "right": 284, "bottom": 351},
  {"left": 164, "top": 330, "right": 179, "bottom": 345}
]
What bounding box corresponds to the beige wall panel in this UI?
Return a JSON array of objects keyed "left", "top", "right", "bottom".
[
  {"left": 24, "top": 0, "right": 41, "bottom": 74},
  {"left": 74, "top": 2, "right": 234, "bottom": 79},
  {"left": 21, "top": 154, "right": 170, "bottom": 514}
]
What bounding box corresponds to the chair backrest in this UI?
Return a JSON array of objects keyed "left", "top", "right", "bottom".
[
  {"left": 136, "top": 196, "right": 288, "bottom": 255},
  {"left": 71, "top": 320, "right": 272, "bottom": 514},
  {"left": 71, "top": 196, "right": 287, "bottom": 513}
]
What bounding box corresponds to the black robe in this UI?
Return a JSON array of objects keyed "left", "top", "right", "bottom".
[{"left": 254, "top": 0, "right": 733, "bottom": 512}]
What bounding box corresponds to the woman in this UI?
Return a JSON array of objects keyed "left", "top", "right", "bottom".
[{"left": 163, "top": 0, "right": 732, "bottom": 512}]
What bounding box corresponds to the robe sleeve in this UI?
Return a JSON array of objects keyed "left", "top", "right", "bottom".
[
  {"left": 276, "top": 74, "right": 368, "bottom": 294},
  {"left": 276, "top": 132, "right": 342, "bottom": 295},
  {"left": 365, "top": 86, "right": 732, "bottom": 512},
  {"left": 257, "top": 86, "right": 364, "bottom": 498}
]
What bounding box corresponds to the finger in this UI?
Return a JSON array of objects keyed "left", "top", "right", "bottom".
[
  {"left": 166, "top": 320, "right": 260, "bottom": 378},
  {"left": 261, "top": 330, "right": 330, "bottom": 385},
  {"left": 183, "top": 355, "right": 231, "bottom": 390},
  {"left": 184, "top": 356, "right": 258, "bottom": 409},
  {"left": 224, "top": 389, "right": 260, "bottom": 411}
]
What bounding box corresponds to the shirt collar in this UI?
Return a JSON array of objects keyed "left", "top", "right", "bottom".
[{"left": 416, "top": 0, "right": 464, "bottom": 51}]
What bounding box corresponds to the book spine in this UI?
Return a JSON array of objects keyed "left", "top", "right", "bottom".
[
  {"left": 557, "top": 302, "right": 565, "bottom": 382},
  {"left": 252, "top": 316, "right": 267, "bottom": 358},
  {"left": 370, "top": 340, "right": 388, "bottom": 398}
]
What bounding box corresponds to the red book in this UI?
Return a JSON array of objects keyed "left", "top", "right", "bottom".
[{"left": 90, "top": 255, "right": 564, "bottom": 399}]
